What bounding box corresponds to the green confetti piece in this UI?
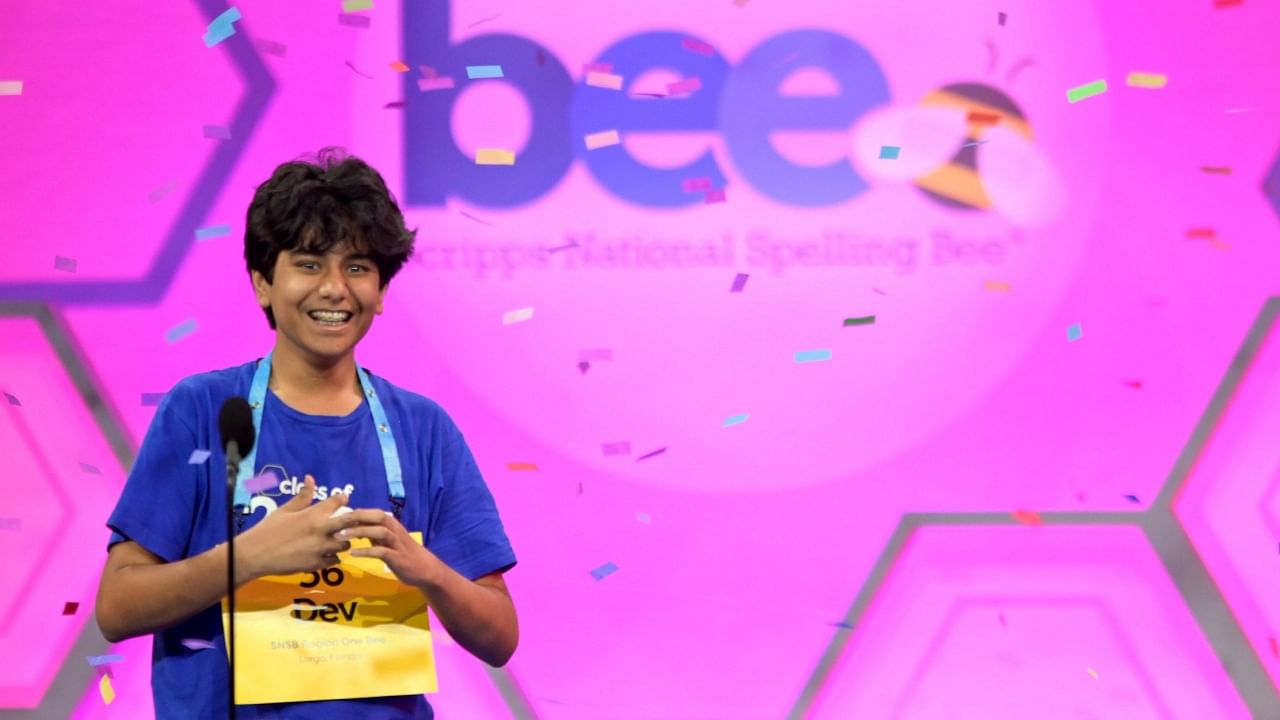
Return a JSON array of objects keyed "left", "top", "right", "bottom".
[
  {"left": 1067, "top": 79, "right": 1108, "bottom": 104},
  {"left": 843, "top": 315, "right": 876, "bottom": 327}
]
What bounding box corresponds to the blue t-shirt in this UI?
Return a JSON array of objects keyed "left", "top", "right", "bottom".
[{"left": 106, "top": 360, "right": 517, "bottom": 720}]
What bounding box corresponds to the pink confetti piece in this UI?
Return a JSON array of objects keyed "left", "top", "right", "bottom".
[
  {"left": 682, "top": 177, "right": 713, "bottom": 193},
  {"left": 681, "top": 37, "right": 715, "bottom": 56},
  {"left": 203, "top": 125, "right": 231, "bottom": 140},
  {"left": 254, "top": 38, "right": 288, "bottom": 57},
  {"left": 602, "top": 441, "right": 631, "bottom": 456},
  {"left": 418, "top": 76, "right": 455, "bottom": 92},
  {"left": 584, "top": 129, "right": 621, "bottom": 150},
  {"left": 666, "top": 77, "right": 702, "bottom": 96},
  {"left": 583, "top": 62, "right": 613, "bottom": 74},
  {"left": 704, "top": 189, "right": 726, "bottom": 204},
  {"left": 419, "top": 65, "right": 437, "bottom": 78}
]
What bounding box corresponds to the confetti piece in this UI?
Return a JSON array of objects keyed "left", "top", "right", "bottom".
[
  {"left": 389, "top": 60, "right": 409, "bottom": 72},
  {"left": 602, "top": 441, "right": 631, "bottom": 456},
  {"left": 590, "top": 562, "right": 619, "bottom": 581},
  {"left": 203, "top": 124, "right": 231, "bottom": 140},
  {"left": 254, "top": 38, "right": 287, "bottom": 57},
  {"left": 203, "top": 7, "right": 241, "bottom": 48},
  {"left": 681, "top": 37, "right": 715, "bottom": 56},
  {"left": 966, "top": 111, "right": 1001, "bottom": 126},
  {"left": 506, "top": 462, "right": 538, "bottom": 471},
  {"left": 1186, "top": 227, "right": 1216, "bottom": 239},
  {"left": 195, "top": 224, "right": 231, "bottom": 241},
  {"left": 998, "top": 11, "right": 1007, "bottom": 25},
  {"left": 384, "top": 101, "right": 406, "bottom": 109},
  {"left": 342, "top": 0, "right": 373, "bottom": 11},
  {"left": 722, "top": 413, "right": 750, "bottom": 427},
  {"left": 0, "top": 517, "right": 22, "bottom": 531},
  {"left": 583, "top": 62, "right": 613, "bottom": 74},
  {"left": 704, "top": 189, "right": 727, "bottom": 204},
  {"left": 577, "top": 361, "right": 590, "bottom": 374},
  {"left": 458, "top": 210, "right": 491, "bottom": 225},
  {"left": 1122, "top": 379, "right": 1143, "bottom": 389},
  {"left": 165, "top": 318, "right": 199, "bottom": 344},
  {"left": 1123, "top": 494, "right": 1140, "bottom": 504},
  {"left": 585, "top": 71, "right": 624, "bottom": 90},
  {"left": 666, "top": 77, "right": 702, "bottom": 96},
  {"left": 548, "top": 239, "right": 580, "bottom": 253},
  {"left": 467, "top": 13, "right": 501, "bottom": 28},
  {"left": 1215, "top": 0, "right": 1242, "bottom": 7},
  {"left": 536, "top": 50, "right": 546, "bottom": 66},
  {"left": 244, "top": 471, "right": 277, "bottom": 494},
  {"left": 1270, "top": 636, "right": 1279, "bottom": 658},
  {"left": 1125, "top": 72, "right": 1167, "bottom": 89},
  {"left": 63, "top": 602, "right": 80, "bottom": 615},
  {"left": 843, "top": 315, "right": 876, "bottom": 327},
  {"left": 983, "top": 279, "right": 1011, "bottom": 293},
  {"left": 637, "top": 447, "right": 667, "bottom": 461},
  {"left": 578, "top": 348, "right": 613, "bottom": 362},
  {"left": 795, "top": 349, "right": 832, "bottom": 363},
  {"left": 148, "top": 181, "right": 178, "bottom": 203},
  {"left": 730, "top": 272, "right": 749, "bottom": 293},
  {"left": 188, "top": 449, "right": 212, "bottom": 465},
  {"left": 466, "top": 65, "right": 504, "bottom": 79},
  {"left": 962, "top": 140, "right": 991, "bottom": 148},
  {"left": 1067, "top": 323, "right": 1083, "bottom": 342},
  {"left": 80, "top": 462, "right": 102, "bottom": 475},
  {"left": 502, "top": 306, "right": 534, "bottom": 324},
  {"left": 1086, "top": 667, "right": 1099, "bottom": 680},
  {"left": 584, "top": 129, "right": 621, "bottom": 150},
  {"left": 0, "top": 81, "right": 24, "bottom": 96},
  {"left": 872, "top": 287, "right": 887, "bottom": 295},
  {"left": 1066, "top": 79, "right": 1107, "bottom": 104},
  {"left": 1200, "top": 166, "right": 1232, "bottom": 175},
  {"left": 345, "top": 61, "right": 374, "bottom": 79},
  {"left": 733, "top": 0, "right": 749, "bottom": 7},
  {"left": 54, "top": 255, "right": 78, "bottom": 273},
  {"left": 3, "top": 391, "right": 19, "bottom": 405},
  {"left": 87, "top": 654, "right": 124, "bottom": 668},
  {"left": 1012, "top": 509, "right": 1043, "bottom": 526},
  {"left": 879, "top": 145, "right": 900, "bottom": 160},
  {"left": 682, "top": 177, "right": 713, "bottom": 193},
  {"left": 635, "top": 512, "right": 650, "bottom": 524},
  {"left": 338, "top": 13, "right": 370, "bottom": 28},
  {"left": 99, "top": 674, "right": 115, "bottom": 705},
  {"left": 182, "top": 638, "right": 216, "bottom": 651},
  {"left": 141, "top": 392, "right": 165, "bottom": 407},
  {"left": 831, "top": 621, "right": 855, "bottom": 630},
  {"left": 476, "top": 148, "right": 516, "bottom": 165},
  {"left": 998, "top": 612, "right": 1007, "bottom": 627}
]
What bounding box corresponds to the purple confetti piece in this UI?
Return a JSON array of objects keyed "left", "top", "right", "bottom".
[
  {"left": 590, "top": 562, "right": 619, "bottom": 581},
  {"left": 636, "top": 447, "right": 666, "bottom": 462},
  {"left": 254, "top": 38, "right": 288, "bottom": 57},
  {"left": 681, "top": 177, "right": 713, "bottom": 193},
  {"left": 79, "top": 462, "right": 102, "bottom": 475},
  {"left": 418, "top": 76, "right": 456, "bottom": 92},
  {"left": 602, "top": 441, "right": 631, "bottom": 456},
  {"left": 666, "top": 77, "right": 702, "bottom": 96},
  {"left": 831, "top": 621, "right": 855, "bottom": 630},
  {"left": 384, "top": 101, "right": 406, "bottom": 109},
  {"left": 577, "top": 348, "right": 613, "bottom": 362},
  {"left": 203, "top": 124, "right": 231, "bottom": 140},
  {"left": 730, "top": 272, "right": 748, "bottom": 293},
  {"left": 998, "top": 11, "right": 1007, "bottom": 25},
  {"left": 338, "top": 12, "right": 371, "bottom": 28},
  {"left": 182, "top": 638, "right": 216, "bottom": 650},
  {"left": 3, "top": 392, "right": 19, "bottom": 406},
  {"left": 141, "top": 392, "right": 165, "bottom": 407},
  {"left": 1123, "top": 494, "right": 1141, "bottom": 504},
  {"left": 244, "top": 471, "right": 278, "bottom": 494},
  {"left": 54, "top": 255, "right": 78, "bottom": 273},
  {"left": 704, "top": 189, "right": 726, "bottom": 204},
  {"left": 0, "top": 517, "right": 22, "bottom": 531},
  {"left": 577, "top": 361, "right": 590, "bottom": 374},
  {"left": 165, "top": 318, "right": 199, "bottom": 344},
  {"left": 195, "top": 224, "right": 231, "bottom": 241},
  {"left": 148, "top": 181, "right": 178, "bottom": 203},
  {"left": 188, "top": 449, "right": 212, "bottom": 465}
]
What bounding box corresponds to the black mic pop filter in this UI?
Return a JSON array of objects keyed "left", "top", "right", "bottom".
[{"left": 218, "top": 397, "right": 255, "bottom": 459}]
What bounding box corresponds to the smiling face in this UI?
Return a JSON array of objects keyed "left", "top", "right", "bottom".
[{"left": 251, "top": 242, "right": 387, "bottom": 366}]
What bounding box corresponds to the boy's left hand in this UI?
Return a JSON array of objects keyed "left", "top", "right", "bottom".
[{"left": 338, "top": 510, "right": 442, "bottom": 589}]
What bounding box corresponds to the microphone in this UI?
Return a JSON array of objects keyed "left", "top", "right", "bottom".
[{"left": 217, "top": 397, "right": 254, "bottom": 720}]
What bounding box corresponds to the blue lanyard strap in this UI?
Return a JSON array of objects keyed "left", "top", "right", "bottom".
[{"left": 233, "top": 352, "right": 405, "bottom": 510}]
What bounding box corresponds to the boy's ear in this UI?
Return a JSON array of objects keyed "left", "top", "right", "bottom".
[
  {"left": 251, "top": 270, "right": 272, "bottom": 310},
  {"left": 375, "top": 284, "right": 387, "bottom": 315}
]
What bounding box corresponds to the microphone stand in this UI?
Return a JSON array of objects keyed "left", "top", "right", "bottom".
[{"left": 225, "top": 440, "right": 240, "bottom": 720}]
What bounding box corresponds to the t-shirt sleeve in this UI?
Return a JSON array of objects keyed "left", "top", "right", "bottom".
[
  {"left": 426, "top": 420, "right": 517, "bottom": 581},
  {"left": 106, "top": 387, "right": 205, "bottom": 562}
]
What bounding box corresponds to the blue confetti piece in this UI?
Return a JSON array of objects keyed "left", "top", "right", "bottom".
[
  {"left": 879, "top": 145, "right": 900, "bottom": 159},
  {"left": 141, "top": 392, "right": 166, "bottom": 407},
  {"left": 3, "top": 391, "right": 20, "bottom": 406},
  {"left": 795, "top": 349, "right": 833, "bottom": 363},
  {"left": 86, "top": 654, "right": 124, "bottom": 667},
  {"left": 1067, "top": 323, "right": 1083, "bottom": 342},
  {"left": 188, "top": 449, "right": 212, "bottom": 465},
  {"left": 590, "top": 562, "right": 619, "bottom": 581},
  {"left": 831, "top": 621, "right": 855, "bottom": 630},
  {"left": 722, "top": 413, "right": 750, "bottom": 427},
  {"left": 1123, "top": 494, "right": 1140, "bottom": 504},
  {"left": 165, "top": 318, "right": 199, "bottom": 344},
  {"left": 195, "top": 224, "right": 231, "bottom": 241},
  {"left": 203, "top": 7, "right": 241, "bottom": 47},
  {"left": 466, "top": 65, "right": 504, "bottom": 79}
]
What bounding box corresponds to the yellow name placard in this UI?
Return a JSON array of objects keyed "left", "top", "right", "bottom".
[{"left": 221, "top": 533, "right": 437, "bottom": 705}]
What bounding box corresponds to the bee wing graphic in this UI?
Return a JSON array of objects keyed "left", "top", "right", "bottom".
[
  {"left": 850, "top": 105, "right": 968, "bottom": 181},
  {"left": 978, "top": 124, "right": 1065, "bottom": 227}
]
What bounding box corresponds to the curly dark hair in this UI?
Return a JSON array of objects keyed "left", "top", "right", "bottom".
[{"left": 244, "top": 147, "right": 416, "bottom": 328}]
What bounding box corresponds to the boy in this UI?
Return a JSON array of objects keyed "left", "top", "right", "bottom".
[{"left": 96, "top": 148, "right": 517, "bottom": 718}]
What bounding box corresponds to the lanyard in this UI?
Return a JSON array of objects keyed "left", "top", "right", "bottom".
[{"left": 233, "top": 352, "right": 405, "bottom": 519}]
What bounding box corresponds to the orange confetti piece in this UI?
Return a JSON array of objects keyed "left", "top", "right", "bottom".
[
  {"left": 967, "top": 111, "right": 1001, "bottom": 126},
  {"left": 389, "top": 60, "right": 410, "bottom": 72},
  {"left": 1086, "top": 667, "right": 1099, "bottom": 680},
  {"left": 1011, "top": 509, "right": 1043, "bottom": 526},
  {"left": 506, "top": 462, "right": 539, "bottom": 471},
  {"left": 1200, "top": 166, "right": 1232, "bottom": 175},
  {"left": 982, "top": 280, "right": 1011, "bottom": 293}
]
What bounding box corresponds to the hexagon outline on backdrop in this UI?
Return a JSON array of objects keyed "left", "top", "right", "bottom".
[{"left": 788, "top": 297, "right": 1280, "bottom": 719}]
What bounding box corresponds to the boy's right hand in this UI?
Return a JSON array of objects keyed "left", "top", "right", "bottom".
[{"left": 236, "top": 474, "right": 358, "bottom": 582}]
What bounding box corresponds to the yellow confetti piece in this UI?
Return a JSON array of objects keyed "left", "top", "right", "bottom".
[
  {"left": 1125, "top": 72, "right": 1167, "bottom": 89},
  {"left": 99, "top": 674, "right": 116, "bottom": 705},
  {"left": 506, "top": 462, "right": 539, "bottom": 471},
  {"left": 0, "top": 81, "right": 23, "bottom": 96},
  {"left": 342, "top": 0, "right": 373, "bottom": 12},
  {"left": 585, "top": 71, "right": 624, "bottom": 90},
  {"left": 584, "top": 129, "right": 621, "bottom": 150},
  {"left": 389, "top": 60, "right": 409, "bottom": 73},
  {"left": 475, "top": 148, "right": 515, "bottom": 165},
  {"left": 502, "top": 306, "right": 534, "bottom": 324},
  {"left": 1086, "top": 667, "right": 1099, "bottom": 680},
  {"left": 983, "top": 280, "right": 1012, "bottom": 293}
]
